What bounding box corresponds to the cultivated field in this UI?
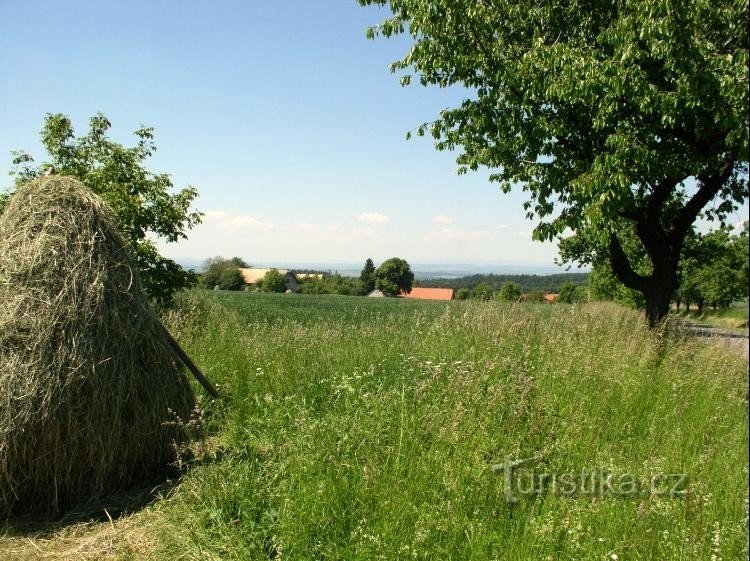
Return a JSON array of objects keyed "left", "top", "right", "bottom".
[{"left": 2, "top": 291, "right": 748, "bottom": 560}]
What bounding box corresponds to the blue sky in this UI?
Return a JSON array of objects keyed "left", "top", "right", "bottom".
[{"left": 2, "top": 2, "right": 745, "bottom": 269}]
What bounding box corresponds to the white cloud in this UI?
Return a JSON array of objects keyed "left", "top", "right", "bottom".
[
  {"left": 433, "top": 214, "right": 455, "bottom": 225},
  {"left": 497, "top": 224, "right": 509, "bottom": 229},
  {"left": 356, "top": 212, "right": 390, "bottom": 223},
  {"left": 223, "top": 215, "right": 274, "bottom": 230},
  {"left": 203, "top": 210, "right": 229, "bottom": 220}
]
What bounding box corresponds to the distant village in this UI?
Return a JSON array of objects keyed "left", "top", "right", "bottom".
[{"left": 198, "top": 257, "right": 589, "bottom": 303}]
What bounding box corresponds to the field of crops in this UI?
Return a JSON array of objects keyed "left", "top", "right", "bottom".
[{"left": 3, "top": 291, "right": 748, "bottom": 560}]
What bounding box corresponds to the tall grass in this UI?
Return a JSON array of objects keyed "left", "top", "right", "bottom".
[{"left": 144, "top": 291, "right": 748, "bottom": 560}]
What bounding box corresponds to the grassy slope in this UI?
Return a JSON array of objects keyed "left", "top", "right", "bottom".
[{"left": 3, "top": 291, "right": 748, "bottom": 560}]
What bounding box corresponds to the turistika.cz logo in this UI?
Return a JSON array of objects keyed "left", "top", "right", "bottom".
[{"left": 492, "top": 456, "right": 689, "bottom": 504}]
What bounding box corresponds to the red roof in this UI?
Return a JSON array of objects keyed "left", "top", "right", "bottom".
[
  {"left": 400, "top": 287, "right": 455, "bottom": 301},
  {"left": 544, "top": 293, "right": 558, "bottom": 303}
]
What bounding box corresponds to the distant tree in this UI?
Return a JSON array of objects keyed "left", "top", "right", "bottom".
[
  {"left": 497, "top": 282, "right": 521, "bottom": 302},
  {"left": 262, "top": 269, "right": 287, "bottom": 293},
  {"left": 9, "top": 112, "right": 202, "bottom": 306},
  {"left": 455, "top": 287, "right": 470, "bottom": 300},
  {"left": 360, "top": 258, "right": 377, "bottom": 293},
  {"left": 676, "top": 226, "right": 749, "bottom": 311},
  {"left": 200, "top": 256, "right": 247, "bottom": 289},
  {"left": 471, "top": 282, "right": 493, "bottom": 301},
  {"left": 219, "top": 267, "right": 244, "bottom": 291},
  {"left": 297, "top": 275, "right": 324, "bottom": 294},
  {"left": 228, "top": 257, "right": 249, "bottom": 268},
  {"left": 588, "top": 262, "right": 646, "bottom": 308},
  {"left": 558, "top": 283, "right": 583, "bottom": 304},
  {"left": 375, "top": 257, "right": 414, "bottom": 296}
]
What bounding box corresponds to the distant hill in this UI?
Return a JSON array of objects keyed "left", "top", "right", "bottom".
[{"left": 416, "top": 272, "right": 589, "bottom": 293}]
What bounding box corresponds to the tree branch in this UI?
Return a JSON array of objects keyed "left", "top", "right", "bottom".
[
  {"left": 671, "top": 151, "right": 736, "bottom": 239},
  {"left": 608, "top": 234, "right": 648, "bottom": 292}
]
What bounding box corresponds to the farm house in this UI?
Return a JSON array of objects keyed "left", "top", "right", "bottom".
[
  {"left": 239, "top": 268, "right": 300, "bottom": 292},
  {"left": 400, "top": 287, "right": 455, "bottom": 301}
]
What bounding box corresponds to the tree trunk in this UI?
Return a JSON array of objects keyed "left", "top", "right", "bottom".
[
  {"left": 608, "top": 234, "right": 679, "bottom": 328},
  {"left": 643, "top": 280, "right": 676, "bottom": 328}
]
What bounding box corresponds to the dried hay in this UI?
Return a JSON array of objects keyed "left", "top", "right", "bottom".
[{"left": 0, "top": 176, "right": 195, "bottom": 516}]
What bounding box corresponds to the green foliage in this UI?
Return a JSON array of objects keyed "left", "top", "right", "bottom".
[
  {"left": 524, "top": 290, "right": 547, "bottom": 303},
  {"left": 360, "top": 258, "right": 376, "bottom": 293},
  {"left": 497, "top": 282, "right": 521, "bottom": 302},
  {"left": 9, "top": 113, "right": 201, "bottom": 306},
  {"left": 585, "top": 225, "right": 749, "bottom": 311},
  {"left": 199, "top": 256, "right": 247, "bottom": 290},
  {"left": 375, "top": 257, "right": 414, "bottom": 296},
  {"left": 262, "top": 269, "right": 287, "bottom": 293},
  {"left": 589, "top": 262, "right": 646, "bottom": 308},
  {"left": 362, "top": 0, "right": 749, "bottom": 324},
  {"left": 147, "top": 291, "right": 748, "bottom": 560},
  {"left": 419, "top": 272, "right": 589, "bottom": 293},
  {"left": 677, "top": 227, "right": 749, "bottom": 309},
  {"left": 454, "top": 287, "right": 470, "bottom": 300},
  {"left": 470, "top": 282, "right": 493, "bottom": 301},
  {"left": 558, "top": 282, "right": 589, "bottom": 304},
  {"left": 298, "top": 274, "right": 365, "bottom": 296},
  {"left": 218, "top": 268, "right": 244, "bottom": 291}
]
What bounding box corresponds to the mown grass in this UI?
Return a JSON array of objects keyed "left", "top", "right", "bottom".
[{"left": 2, "top": 291, "right": 748, "bottom": 560}]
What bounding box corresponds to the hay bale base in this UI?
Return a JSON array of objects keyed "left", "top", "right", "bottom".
[{"left": 0, "top": 176, "right": 195, "bottom": 517}]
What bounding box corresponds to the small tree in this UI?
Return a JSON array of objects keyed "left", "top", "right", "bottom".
[
  {"left": 471, "top": 282, "right": 493, "bottom": 301},
  {"left": 558, "top": 283, "right": 583, "bottom": 304},
  {"left": 219, "top": 268, "right": 244, "bottom": 291},
  {"left": 360, "top": 258, "right": 377, "bottom": 293},
  {"left": 199, "top": 256, "right": 247, "bottom": 289},
  {"left": 455, "top": 287, "right": 470, "bottom": 300},
  {"left": 262, "top": 269, "right": 287, "bottom": 293},
  {"left": 10, "top": 113, "right": 201, "bottom": 306},
  {"left": 375, "top": 258, "right": 414, "bottom": 296},
  {"left": 497, "top": 282, "right": 521, "bottom": 302},
  {"left": 677, "top": 226, "right": 749, "bottom": 310}
]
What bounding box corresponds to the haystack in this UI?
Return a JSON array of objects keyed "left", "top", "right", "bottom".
[{"left": 0, "top": 176, "right": 196, "bottom": 516}]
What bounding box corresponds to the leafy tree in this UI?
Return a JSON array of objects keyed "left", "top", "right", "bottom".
[
  {"left": 200, "top": 256, "right": 247, "bottom": 290},
  {"left": 455, "top": 287, "right": 470, "bottom": 300},
  {"left": 361, "top": 0, "right": 749, "bottom": 326},
  {"left": 497, "top": 282, "right": 521, "bottom": 302},
  {"left": 676, "top": 226, "right": 748, "bottom": 310},
  {"left": 9, "top": 113, "right": 201, "bottom": 306},
  {"left": 558, "top": 283, "right": 576, "bottom": 304},
  {"left": 262, "top": 269, "right": 287, "bottom": 293},
  {"left": 471, "top": 282, "right": 493, "bottom": 301},
  {"left": 360, "top": 258, "right": 377, "bottom": 293},
  {"left": 218, "top": 267, "right": 244, "bottom": 291},
  {"left": 375, "top": 257, "right": 414, "bottom": 296}
]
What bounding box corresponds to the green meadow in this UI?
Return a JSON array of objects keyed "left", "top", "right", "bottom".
[{"left": 4, "top": 291, "right": 749, "bottom": 560}]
